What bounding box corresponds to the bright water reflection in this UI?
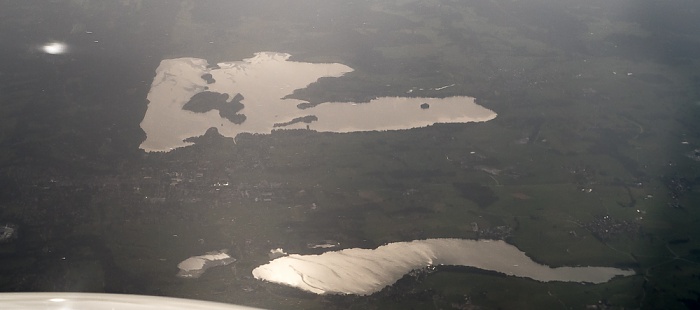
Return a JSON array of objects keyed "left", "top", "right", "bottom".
[
  {"left": 252, "top": 239, "right": 635, "bottom": 295},
  {"left": 139, "top": 52, "right": 496, "bottom": 152}
]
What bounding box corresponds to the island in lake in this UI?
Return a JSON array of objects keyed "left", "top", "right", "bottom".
[{"left": 182, "top": 92, "right": 246, "bottom": 125}]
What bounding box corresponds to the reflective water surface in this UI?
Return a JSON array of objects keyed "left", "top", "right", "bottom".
[
  {"left": 140, "top": 52, "right": 496, "bottom": 152},
  {"left": 253, "top": 238, "right": 634, "bottom": 295}
]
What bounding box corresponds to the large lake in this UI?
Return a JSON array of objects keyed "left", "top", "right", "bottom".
[
  {"left": 252, "top": 238, "right": 635, "bottom": 295},
  {"left": 139, "top": 52, "right": 497, "bottom": 152}
]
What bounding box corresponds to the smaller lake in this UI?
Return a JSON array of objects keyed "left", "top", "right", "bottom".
[
  {"left": 252, "top": 238, "right": 635, "bottom": 295},
  {"left": 139, "top": 52, "right": 497, "bottom": 152}
]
